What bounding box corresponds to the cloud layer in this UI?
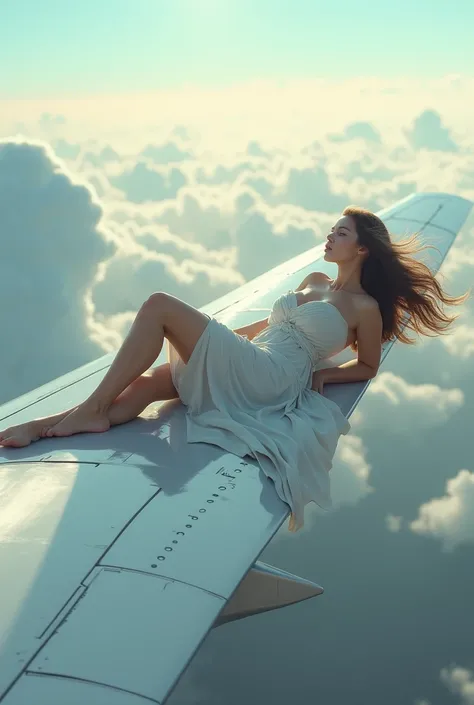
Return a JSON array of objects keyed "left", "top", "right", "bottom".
[
  {"left": 1, "top": 80, "right": 474, "bottom": 705},
  {"left": 1, "top": 105, "right": 474, "bottom": 413}
]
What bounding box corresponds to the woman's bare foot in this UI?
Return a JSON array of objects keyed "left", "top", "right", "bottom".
[
  {"left": 46, "top": 401, "right": 110, "bottom": 438},
  {"left": 0, "top": 419, "right": 58, "bottom": 448}
]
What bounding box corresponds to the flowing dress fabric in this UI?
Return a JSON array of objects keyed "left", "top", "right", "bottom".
[{"left": 167, "top": 291, "right": 351, "bottom": 532}]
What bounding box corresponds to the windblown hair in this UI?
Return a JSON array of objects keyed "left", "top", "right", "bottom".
[{"left": 343, "top": 205, "right": 470, "bottom": 353}]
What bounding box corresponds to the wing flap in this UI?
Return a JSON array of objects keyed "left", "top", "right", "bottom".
[
  {"left": 23, "top": 567, "right": 224, "bottom": 705},
  {"left": 1, "top": 672, "right": 150, "bottom": 705}
]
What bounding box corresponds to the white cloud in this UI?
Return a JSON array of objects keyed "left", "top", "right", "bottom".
[
  {"left": 354, "top": 372, "right": 464, "bottom": 433},
  {"left": 438, "top": 323, "right": 474, "bottom": 360},
  {"left": 385, "top": 514, "right": 403, "bottom": 533},
  {"left": 140, "top": 141, "right": 194, "bottom": 164},
  {"left": 292, "top": 434, "right": 373, "bottom": 534},
  {"left": 111, "top": 161, "right": 188, "bottom": 203},
  {"left": 440, "top": 665, "right": 474, "bottom": 704},
  {"left": 0, "top": 137, "right": 114, "bottom": 404},
  {"left": 283, "top": 165, "right": 348, "bottom": 212},
  {"left": 409, "top": 469, "right": 474, "bottom": 552},
  {"left": 5, "top": 76, "right": 474, "bottom": 151},
  {"left": 92, "top": 247, "right": 244, "bottom": 326},
  {"left": 329, "top": 434, "right": 374, "bottom": 508},
  {"left": 234, "top": 211, "right": 317, "bottom": 281},
  {"left": 77, "top": 145, "right": 121, "bottom": 170},
  {"left": 146, "top": 187, "right": 238, "bottom": 249},
  {"left": 405, "top": 109, "right": 459, "bottom": 152},
  {"left": 39, "top": 112, "right": 67, "bottom": 132},
  {"left": 2, "top": 78, "right": 474, "bottom": 411},
  {"left": 329, "top": 121, "right": 382, "bottom": 144},
  {"left": 0, "top": 138, "right": 257, "bottom": 401},
  {"left": 438, "top": 214, "right": 474, "bottom": 303},
  {"left": 51, "top": 138, "right": 81, "bottom": 161}
]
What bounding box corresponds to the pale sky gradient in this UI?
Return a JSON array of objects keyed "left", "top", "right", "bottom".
[{"left": 2, "top": 0, "right": 474, "bottom": 97}]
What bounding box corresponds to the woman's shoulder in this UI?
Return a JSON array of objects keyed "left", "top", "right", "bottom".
[
  {"left": 353, "top": 294, "right": 382, "bottom": 332},
  {"left": 303, "top": 271, "right": 331, "bottom": 285},
  {"left": 294, "top": 270, "right": 329, "bottom": 292},
  {"left": 313, "top": 271, "right": 331, "bottom": 282},
  {"left": 355, "top": 292, "right": 379, "bottom": 309}
]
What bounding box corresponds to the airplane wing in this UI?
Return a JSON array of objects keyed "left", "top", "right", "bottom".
[{"left": 0, "top": 192, "right": 472, "bottom": 704}]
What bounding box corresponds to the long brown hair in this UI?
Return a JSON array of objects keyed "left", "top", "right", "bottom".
[{"left": 343, "top": 205, "right": 471, "bottom": 353}]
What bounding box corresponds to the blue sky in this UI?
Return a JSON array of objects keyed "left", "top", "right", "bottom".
[{"left": 1, "top": 0, "right": 473, "bottom": 97}]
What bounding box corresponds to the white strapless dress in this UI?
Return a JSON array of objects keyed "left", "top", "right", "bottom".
[{"left": 167, "top": 290, "right": 351, "bottom": 532}]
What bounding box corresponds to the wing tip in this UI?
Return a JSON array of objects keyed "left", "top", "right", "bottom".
[{"left": 417, "top": 191, "right": 474, "bottom": 207}]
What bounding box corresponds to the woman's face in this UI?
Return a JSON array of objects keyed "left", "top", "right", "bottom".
[{"left": 324, "top": 215, "right": 362, "bottom": 263}]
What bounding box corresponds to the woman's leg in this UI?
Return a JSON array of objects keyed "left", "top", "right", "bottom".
[
  {"left": 45, "top": 292, "right": 210, "bottom": 438},
  {"left": 0, "top": 364, "right": 178, "bottom": 448}
]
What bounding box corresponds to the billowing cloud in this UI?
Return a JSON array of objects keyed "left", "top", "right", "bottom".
[
  {"left": 111, "top": 161, "right": 187, "bottom": 203},
  {"left": 281, "top": 433, "right": 373, "bottom": 536},
  {"left": 78, "top": 144, "right": 121, "bottom": 169},
  {"left": 39, "top": 112, "right": 66, "bottom": 131},
  {"left": 385, "top": 515, "right": 403, "bottom": 533},
  {"left": 246, "top": 140, "right": 272, "bottom": 158},
  {"left": 92, "top": 246, "right": 244, "bottom": 331},
  {"left": 283, "top": 165, "right": 348, "bottom": 212},
  {"left": 0, "top": 138, "right": 115, "bottom": 404},
  {"left": 353, "top": 372, "right": 464, "bottom": 433},
  {"left": 409, "top": 216, "right": 474, "bottom": 362},
  {"left": 329, "top": 434, "right": 374, "bottom": 508},
  {"left": 150, "top": 188, "right": 237, "bottom": 249},
  {"left": 141, "top": 141, "right": 194, "bottom": 164},
  {"left": 329, "top": 121, "right": 382, "bottom": 144},
  {"left": 440, "top": 213, "right": 474, "bottom": 282},
  {"left": 195, "top": 159, "right": 261, "bottom": 187},
  {"left": 2, "top": 91, "right": 474, "bottom": 420},
  {"left": 51, "top": 138, "right": 81, "bottom": 161},
  {"left": 234, "top": 211, "right": 317, "bottom": 281},
  {"left": 438, "top": 323, "right": 474, "bottom": 360},
  {"left": 409, "top": 469, "right": 474, "bottom": 552},
  {"left": 440, "top": 665, "right": 474, "bottom": 704},
  {"left": 405, "top": 109, "right": 459, "bottom": 152},
  {"left": 170, "top": 125, "right": 193, "bottom": 142},
  {"left": 344, "top": 160, "right": 398, "bottom": 183}
]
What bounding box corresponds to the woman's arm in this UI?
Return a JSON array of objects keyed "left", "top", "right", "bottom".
[
  {"left": 312, "top": 359, "right": 377, "bottom": 388},
  {"left": 233, "top": 317, "right": 269, "bottom": 341},
  {"left": 312, "top": 304, "right": 382, "bottom": 391}
]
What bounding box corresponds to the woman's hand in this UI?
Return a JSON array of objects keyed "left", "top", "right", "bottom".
[
  {"left": 311, "top": 369, "right": 327, "bottom": 395},
  {"left": 233, "top": 317, "right": 269, "bottom": 341}
]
